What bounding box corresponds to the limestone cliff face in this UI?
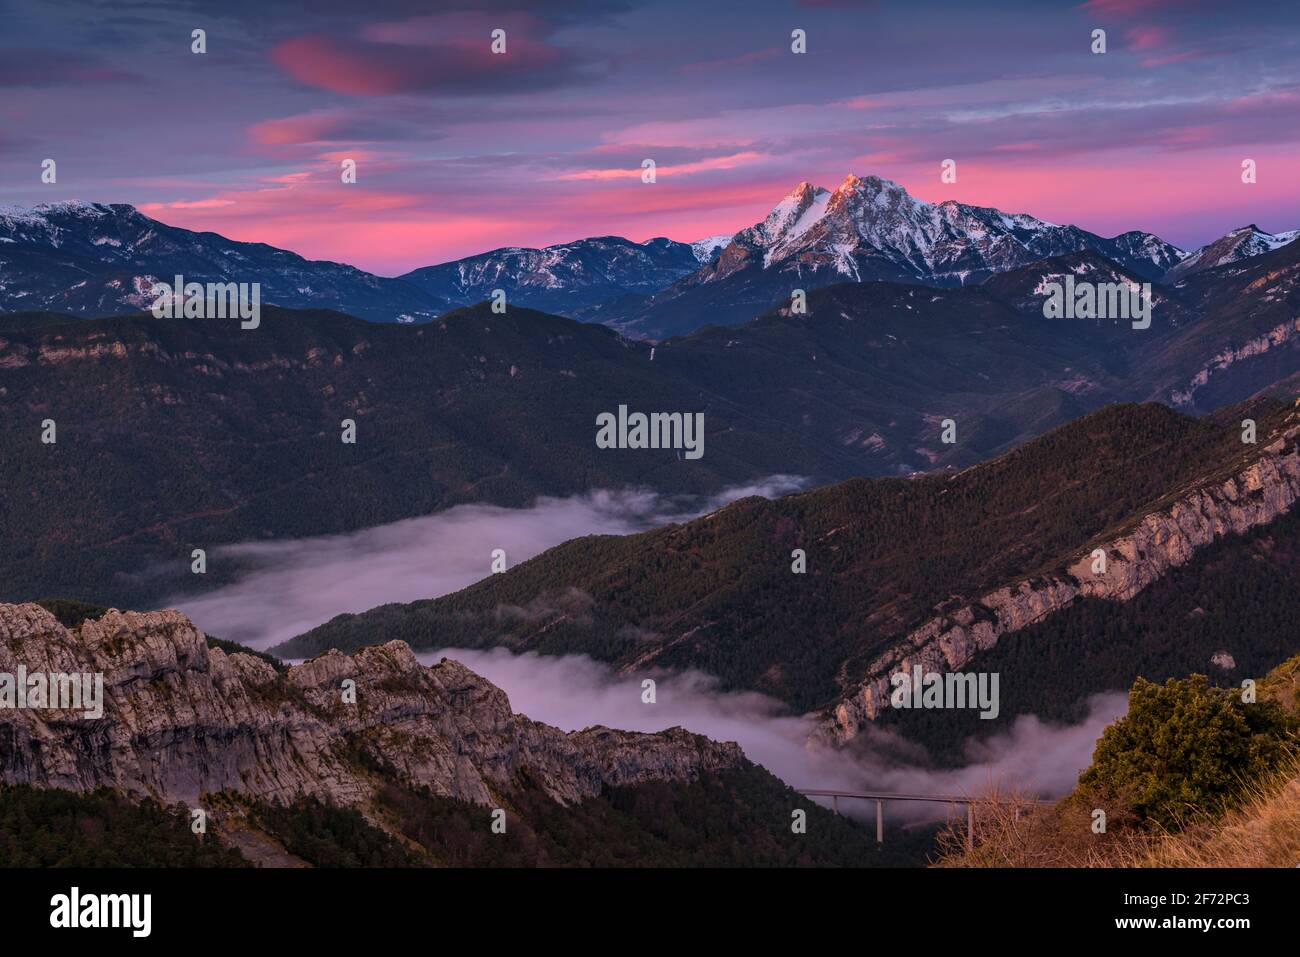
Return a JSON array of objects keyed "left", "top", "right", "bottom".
[
  {"left": 1170, "top": 317, "right": 1300, "bottom": 407},
  {"left": 0, "top": 604, "right": 741, "bottom": 806},
  {"left": 829, "top": 414, "right": 1300, "bottom": 743}
]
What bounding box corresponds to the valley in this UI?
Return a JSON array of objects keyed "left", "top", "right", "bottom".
[
  {"left": 3, "top": 231, "right": 1298, "bottom": 611},
  {"left": 0, "top": 600, "right": 908, "bottom": 868},
  {"left": 274, "top": 398, "right": 1300, "bottom": 750},
  {"left": 5, "top": 0, "right": 1300, "bottom": 922}
]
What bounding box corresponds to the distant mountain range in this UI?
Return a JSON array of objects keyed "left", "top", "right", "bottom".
[
  {"left": 2, "top": 232, "right": 1299, "bottom": 608},
  {"left": 0, "top": 202, "right": 446, "bottom": 323},
  {"left": 1164, "top": 224, "right": 1300, "bottom": 283},
  {"left": 3, "top": 180, "right": 1295, "bottom": 339},
  {"left": 398, "top": 235, "right": 717, "bottom": 315}
]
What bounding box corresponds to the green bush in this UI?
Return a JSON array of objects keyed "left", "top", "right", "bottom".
[{"left": 1079, "top": 675, "right": 1297, "bottom": 829}]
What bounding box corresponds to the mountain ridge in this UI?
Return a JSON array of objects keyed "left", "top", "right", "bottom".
[
  {"left": 5, "top": 185, "right": 1293, "bottom": 341},
  {"left": 399, "top": 234, "right": 713, "bottom": 315},
  {"left": 0, "top": 601, "right": 895, "bottom": 867},
  {"left": 601, "top": 173, "right": 1195, "bottom": 336},
  {"left": 272, "top": 400, "right": 1300, "bottom": 747},
  {"left": 1166, "top": 224, "right": 1300, "bottom": 283},
  {"left": 4, "top": 235, "right": 1299, "bottom": 608},
  {"left": 0, "top": 201, "right": 446, "bottom": 323},
  {"left": 0, "top": 601, "right": 741, "bottom": 806}
]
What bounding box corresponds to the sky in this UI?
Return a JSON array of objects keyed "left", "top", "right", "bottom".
[{"left": 1, "top": 0, "right": 1299, "bottom": 275}]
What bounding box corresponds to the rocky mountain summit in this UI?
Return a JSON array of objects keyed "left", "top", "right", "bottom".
[
  {"left": 608, "top": 174, "right": 1192, "bottom": 335},
  {"left": 715, "top": 174, "right": 1184, "bottom": 286},
  {"left": 0, "top": 603, "right": 741, "bottom": 807},
  {"left": 1166, "top": 224, "right": 1300, "bottom": 283}
]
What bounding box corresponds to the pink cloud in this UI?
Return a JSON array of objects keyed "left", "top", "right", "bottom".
[
  {"left": 835, "top": 96, "right": 888, "bottom": 110},
  {"left": 991, "top": 142, "right": 1047, "bottom": 153},
  {"left": 1150, "top": 124, "right": 1215, "bottom": 147},
  {"left": 143, "top": 198, "right": 236, "bottom": 210},
  {"left": 248, "top": 114, "right": 356, "bottom": 146},
  {"left": 316, "top": 149, "right": 386, "bottom": 164},
  {"left": 888, "top": 148, "right": 1300, "bottom": 248},
  {"left": 1125, "top": 24, "right": 1170, "bottom": 50},
  {"left": 269, "top": 30, "right": 589, "bottom": 97},
  {"left": 554, "top": 151, "right": 768, "bottom": 181}
]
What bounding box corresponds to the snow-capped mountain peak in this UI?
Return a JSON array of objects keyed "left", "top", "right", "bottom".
[
  {"left": 752, "top": 181, "right": 833, "bottom": 255},
  {"left": 0, "top": 199, "right": 117, "bottom": 222},
  {"left": 708, "top": 173, "right": 1185, "bottom": 286},
  {"left": 401, "top": 234, "right": 707, "bottom": 312},
  {"left": 688, "top": 234, "right": 734, "bottom": 263},
  {"left": 0, "top": 201, "right": 140, "bottom": 249},
  {"left": 0, "top": 201, "right": 445, "bottom": 321},
  {"left": 1165, "top": 224, "right": 1300, "bottom": 282}
]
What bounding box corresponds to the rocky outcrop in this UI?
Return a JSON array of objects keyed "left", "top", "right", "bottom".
[
  {"left": 0, "top": 604, "right": 742, "bottom": 806},
  {"left": 828, "top": 413, "right": 1300, "bottom": 743},
  {"left": 1170, "top": 317, "right": 1300, "bottom": 407}
]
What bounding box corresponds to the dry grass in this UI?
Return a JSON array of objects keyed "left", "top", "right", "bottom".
[
  {"left": 934, "top": 783, "right": 1153, "bottom": 867},
  {"left": 937, "top": 656, "right": 1300, "bottom": 868},
  {"left": 1122, "top": 757, "right": 1300, "bottom": 868},
  {"left": 936, "top": 757, "right": 1300, "bottom": 868}
]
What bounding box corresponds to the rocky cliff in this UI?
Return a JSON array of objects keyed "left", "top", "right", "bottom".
[
  {"left": 1169, "top": 317, "right": 1300, "bottom": 407},
  {"left": 829, "top": 409, "right": 1300, "bottom": 742},
  {"left": 0, "top": 603, "right": 742, "bottom": 807}
]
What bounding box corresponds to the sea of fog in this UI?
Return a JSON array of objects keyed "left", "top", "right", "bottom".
[
  {"left": 168, "top": 477, "right": 1125, "bottom": 812},
  {"left": 416, "top": 647, "right": 1126, "bottom": 818},
  {"left": 169, "top": 476, "right": 805, "bottom": 650}
]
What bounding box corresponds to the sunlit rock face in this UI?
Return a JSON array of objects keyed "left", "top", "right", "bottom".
[{"left": 830, "top": 415, "right": 1300, "bottom": 744}]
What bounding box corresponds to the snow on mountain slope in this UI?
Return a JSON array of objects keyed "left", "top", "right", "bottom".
[
  {"left": 711, "top": 174, "right": 1185, "bottom": 286},
  {"left": 751, "top": 183, "right": 833, "bottom": 266},
  {"left": 601, "top": 174, "right": 1198, "bottom": 337},
  {"left": 401, "top": 235, "right": 705, "bottom": 313},
  {"left": 1166, "top": 225, "right": 1300, "bottom": 283},
  {"left": 0, "top": 201, "right": 445, "bottom": 322},
  {"left": 689, "top": 234, "right": 734, "bottom": 263}
]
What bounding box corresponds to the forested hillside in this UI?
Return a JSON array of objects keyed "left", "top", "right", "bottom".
[{"left": 277, "top": 400, "right": 1296, "bottom": 718}]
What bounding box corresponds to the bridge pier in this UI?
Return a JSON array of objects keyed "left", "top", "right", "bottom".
[{"left": 795, "top": 788, "right": 1051, "bottom": 855}]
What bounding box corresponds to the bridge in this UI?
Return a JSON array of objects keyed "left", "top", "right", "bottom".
[{"left": 798, "top": 788, "right": 1056, "bottom": 850}]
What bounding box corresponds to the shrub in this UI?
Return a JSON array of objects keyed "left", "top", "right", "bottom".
[{"left": 1078, "top": 675, "right": 1297, "bottom": 830}]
